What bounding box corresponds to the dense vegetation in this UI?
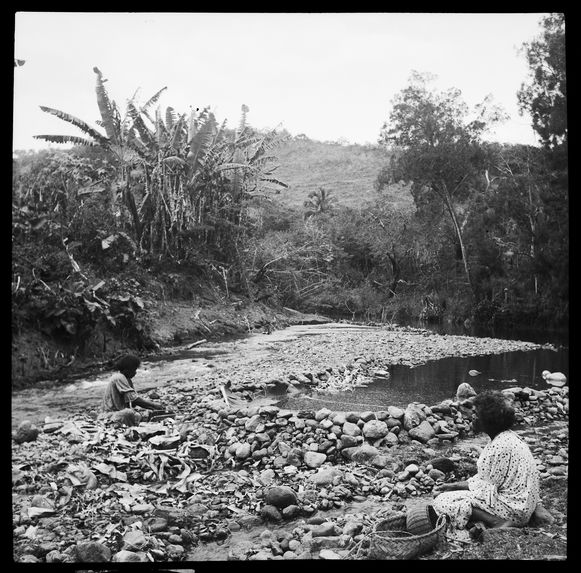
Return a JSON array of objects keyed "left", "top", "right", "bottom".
[{"left": 12, "top": 14, "right": 567, "bottom": 374}]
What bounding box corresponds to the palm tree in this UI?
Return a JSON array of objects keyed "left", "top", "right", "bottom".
[{"left": 303, "top": 187, "right": 337, "bottom": 219}]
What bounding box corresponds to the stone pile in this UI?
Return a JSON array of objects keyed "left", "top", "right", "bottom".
[{"left": 12, "top": 380, "right": 568, "bottom": 563}]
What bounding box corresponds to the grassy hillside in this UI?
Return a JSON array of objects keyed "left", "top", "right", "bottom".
[{"left": 273, "top": 137, "right": 413, "bottom": 211}]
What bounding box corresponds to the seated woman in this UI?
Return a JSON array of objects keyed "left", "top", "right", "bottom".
[
  {"left": 99, "top": 354, "right": 167, "bottom": 427},
  {"left": 432, "top": 390, "right": 540, "bottom": 530}
]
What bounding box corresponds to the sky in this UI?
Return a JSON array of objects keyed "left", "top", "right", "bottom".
[{"left": 13, "top": 12, "right": 550, "bottom": 152}]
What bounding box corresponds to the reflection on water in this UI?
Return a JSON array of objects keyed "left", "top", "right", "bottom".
[
  {"left": 277, "top": 347, "right": 569, "bottom": 411},
  {"left": 408, "top": 319, "right": 569, "bottom": 348}
]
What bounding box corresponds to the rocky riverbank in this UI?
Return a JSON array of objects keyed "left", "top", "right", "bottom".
[{"left": 12, "top": 376, "right": 568, "bottom": 563}]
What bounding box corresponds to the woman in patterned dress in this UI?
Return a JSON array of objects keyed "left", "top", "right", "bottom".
[{"left": 432, "top": 390, "right": 540, "bottom": 530}]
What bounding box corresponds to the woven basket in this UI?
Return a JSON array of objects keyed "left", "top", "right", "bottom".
[
  {"left": 368, "top": 512, "right": 447, "bottom": 560},
  {"left": 406, "top": 502, "right": 439, "bottom": 535}
]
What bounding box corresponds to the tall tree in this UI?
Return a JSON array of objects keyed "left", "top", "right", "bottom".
[
  {"left": 517, "top": 13, "right": 567, "bottom": 149},
  {"left": 379, "top": 71, "right": 506, "bottom": 296}
]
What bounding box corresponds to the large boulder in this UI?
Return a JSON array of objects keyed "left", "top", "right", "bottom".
[
  {"left": 342, "top": 421, "right": 361, "bottom": 436},
  {"left": 265, "top": 486, "right": 298, "bottom": 509},
  {"left": 403, "top": 403, "right": 427, "bottom": 431},
  {"left": 456, "top": 383, "right": 477, "bottom": 401},
  {"left": 13, "top": 420, "right": 39, "bottom": 444},
  {"left": 408, "top": 421, "right": 436, "bottom": 443},
  {"left": 362, "top": 420, "right": 389, "bottom": 440}
]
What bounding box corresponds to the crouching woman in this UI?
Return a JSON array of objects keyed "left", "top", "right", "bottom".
[
  {"left": 99, "top": 354, "right": 165, "bottom": 427},
  {"left": 432, "top": 390, "right": 540, "bottom": 530}
]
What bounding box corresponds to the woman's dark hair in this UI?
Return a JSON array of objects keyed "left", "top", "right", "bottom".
[
  {"left": 114, "top": 354, "right": 141, "bottom": 373},
  {"left": 473, "top": 390, "right": 515, "bottom": 435}
]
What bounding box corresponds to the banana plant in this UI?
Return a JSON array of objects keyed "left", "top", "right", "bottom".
[{"left": 34, "top": 67, "right": 288, "bottom": 263}]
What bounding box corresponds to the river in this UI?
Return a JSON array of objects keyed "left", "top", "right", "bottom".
[{"left": 11, "top": 318, "right": 568, "bottom": 431}]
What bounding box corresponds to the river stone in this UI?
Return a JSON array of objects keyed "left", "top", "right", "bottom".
[
  {"left": 345, "top": 412, "right": 361, "bottom": 423},
  {"left": 319, "top": 419, "right": 334, "bottom": 430},
  {"left": 122, "top": 530, "right": 147, "bottom": 551},
  {"left": 431, "top": 399, "right": 454, "bottom": 415},
  {"left": 287, "top": 448, "right": 303, "bottom": 466},
  {"left": 319, "top": 549, "right": 343, "bottom": 560},
  {"left": 261, "top": 504, "right": 283, "bottom": 522},
  {"left": 245, "top": 415, "right": 263, "bottom": 432},
  {"left": 408, "top": 420, "right": 435, "bottom": 443},
  {"left": 342, "top": 421, "right": 361, "bottom": 436},
  {"left": 273, "top": 456, "right": 287, "bottom": 468},
  {"left": 282, "top": 505, "right": 300, "bottom": 520},
  {"left": 278, "top": 441, "right": 292, "bottom": 455},
  {"left": 31, "top": 495, "right": 54, "bottom": 509},
  {"left": 19, "top": 555, "right": 40, "bottom": 563},
  {"left": 315, "top": 408, "right": 333, "bottom": 421},
  {"left": 386, "top": 417, "right": 402, "bottom": 428},
  {"left": 258, "top": 405, "right": 280, "bottom": 416},
  {"left": 14, "top": 420, "right": 39, "bottom": 444},
  {"left": 360, "top": 411, "right": 376, "bottom": 422},
  {"left": 384, "top": 432, "right": 399, "bottom": 446},
  {"left": 311, "top": 523, "right": 340, "bottom": 537},
  {"left": 45, "top": 550, "right": 68, "bottom": 564},
  {"left": 259, "top": 469, "right": 276, "bottom": 485},
  {"left": 456, "top": 382, "right": 477, "bottom": 401},
  {"left": 331, "top": 412, "right": 346, "bottom": 425},
  {"left": 75, "top": 541, "right": 112, "bottom": 562},
  {"left": 113, "top": 550, "right": 148, "bottom": 562},
  {"left": 350, "top": 444, "right": 380, "bottom": 464},
  {"left": 235, "top": 443, "right": 252, "bottom": 459},
  {"left": 308, "top": 468, "right": 343, "bottom": 486},
  {"left": 340, "top": 435, "right": 361, "bottom": 449},
  {"left": 265, "top": 486, "right": 298, "bottom": 509},
  {"left": 429, "top": 457, "right": 456, "bottom": 473},
  {"left": 403, "top": 403, "right": 427, "bottom": 430},
  {"left": 149, "top": 434, "right": 180, "bottom": 449},
  {"left": 428, "top": 468, "right": 446, "bottom": 481},
  {"left": 143, "top": 517, "right": 168, "bottom": 533},
  {"left": 387, "top": 406, "right": 405, "bottom": 419},
  {"left": 362, "top": 420, "right": 389, "bottom": 439},
  {"left": 371, "top": 454, "right": 391, "bottom": 468},
  {"left": 304, "top": 451, "right": 327, "bottom": 468}
]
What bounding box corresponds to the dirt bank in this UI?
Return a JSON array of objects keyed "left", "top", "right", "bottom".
[{"left": 11, "top": 298, "right": 329, "bottom": 390}]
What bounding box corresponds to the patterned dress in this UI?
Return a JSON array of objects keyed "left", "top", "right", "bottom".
[{"left": 432, "top": 430, "right": 540, "bottom": 529}]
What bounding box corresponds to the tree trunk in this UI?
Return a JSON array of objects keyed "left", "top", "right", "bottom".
[
  {"left": 441, "top": 188, "right": 473, "bottom": 296},
  {"left": 386, "top": 250, "right": 400, "bottom": 298}
]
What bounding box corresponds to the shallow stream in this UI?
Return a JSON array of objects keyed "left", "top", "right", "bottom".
[{"left": 11, "top": 320, "right": 569, "bottom": 430}]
